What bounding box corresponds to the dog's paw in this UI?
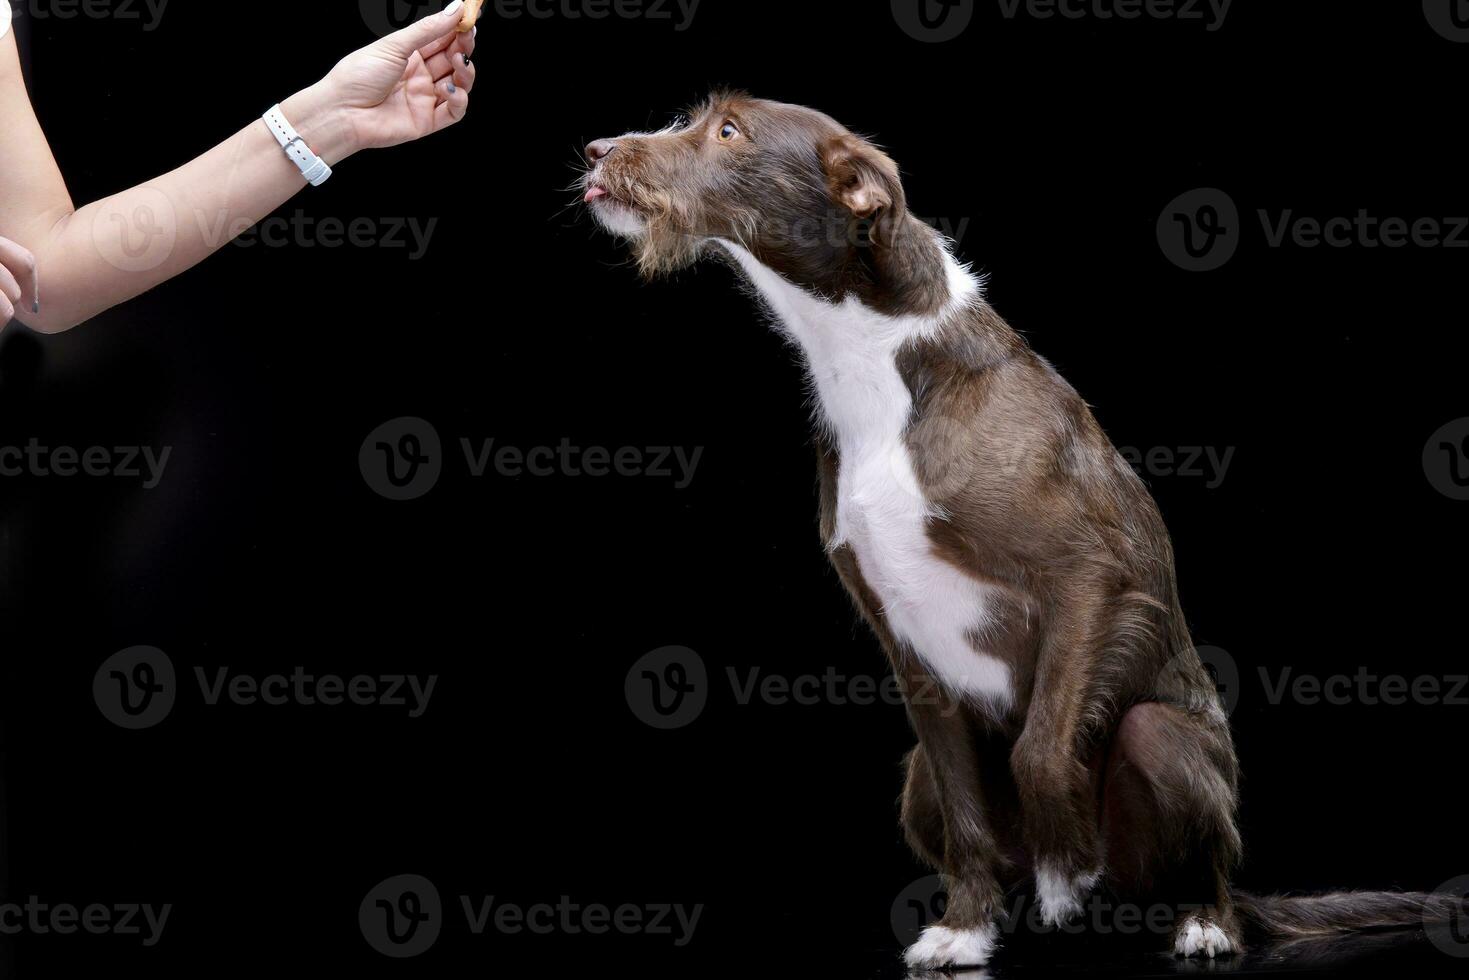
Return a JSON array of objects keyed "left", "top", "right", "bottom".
[
  {"left": 1035, "top": 864, "right": 1100, "bottom": 927},
  {"left": 1173, "top": 915, "right": 1237, "bottom": 958},
  {"left": 903, "top": 923, "right": 1000, "bottom": 971}
]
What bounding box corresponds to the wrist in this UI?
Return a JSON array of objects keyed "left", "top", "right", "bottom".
[{"left": 279, "top": 81, "right": 360, "bottom": 167}]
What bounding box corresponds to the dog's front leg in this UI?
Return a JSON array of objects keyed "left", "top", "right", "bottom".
[
  {"left": 901, "top": 668, "right": 1006, "bottom": 970},
  {"left": 1010, "top": 608, "right": 1108, "bottom": 928}
]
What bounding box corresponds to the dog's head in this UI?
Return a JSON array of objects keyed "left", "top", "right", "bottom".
[{"left": 580, "top": 92, "right": 928, "bottom": 300}]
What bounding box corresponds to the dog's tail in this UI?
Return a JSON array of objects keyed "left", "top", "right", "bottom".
[{"left": 1233, "top": 888, "right": 1463, "bottom": 939}]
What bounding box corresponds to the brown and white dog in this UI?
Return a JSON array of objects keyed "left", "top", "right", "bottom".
[{"left": 579, "top": 92, "right": 1459, "bottom": 970}]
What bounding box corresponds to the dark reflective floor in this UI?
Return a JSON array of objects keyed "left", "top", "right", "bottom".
[{"left": 886, "top": 929, "right": 1467, "bottom": 980}]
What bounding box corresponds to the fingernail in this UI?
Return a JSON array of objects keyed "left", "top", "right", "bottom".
[
  {"left": 32, "top": 300, "right": 39, "bottom": 314},
  {"left": 444, "top": 0, "right": 464, "bottom": 13},
  {"left": 447, "top": 80, "right": 456, "bottom": 93}
]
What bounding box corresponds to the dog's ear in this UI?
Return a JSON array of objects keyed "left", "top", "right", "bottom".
[{"left": 821, "top": 134, "right": 904, "bottom": 220}]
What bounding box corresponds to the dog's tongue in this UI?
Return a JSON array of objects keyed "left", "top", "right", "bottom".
[{"left": 584, "top": 186, "right": 608, "bottom": 203}]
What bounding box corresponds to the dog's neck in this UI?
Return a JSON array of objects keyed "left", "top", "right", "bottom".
[
  {"left": 723, "top": 212, "right": 956, "bottom": 320},
  {"left": 718, "top": 228, "right": 982, "bottom": 344},
  {"left": 717, "top": 235, "right": 985, "bottom": 447}
]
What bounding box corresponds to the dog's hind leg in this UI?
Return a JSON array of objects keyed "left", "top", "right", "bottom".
[{"left": 1101, "top": 700, "right": 1244, "bottom": 958}]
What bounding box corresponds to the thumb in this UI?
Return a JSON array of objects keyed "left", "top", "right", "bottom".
[{"left": 376, "top": 1, "right": 465, "bottom": 59}]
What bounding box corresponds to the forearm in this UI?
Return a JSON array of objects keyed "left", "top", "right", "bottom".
[
  {"left": 17, "top": 84, "right": 357, "bottom": 334},
  {"left": 1, "top": 2, "right": 474, "bottom": 334}
]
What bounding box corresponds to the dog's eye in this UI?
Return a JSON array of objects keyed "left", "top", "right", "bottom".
[{"left": 717, "top": 121, "right": 740, "bottom": 142}]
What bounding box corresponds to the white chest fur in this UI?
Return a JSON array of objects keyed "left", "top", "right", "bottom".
[{"left": 719, "top": 242, "right": 1014, "bottom": 710}]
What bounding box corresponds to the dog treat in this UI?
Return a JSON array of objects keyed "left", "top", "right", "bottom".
[{"left": 458, "top": 0, "right": 484, "bottom": 32}]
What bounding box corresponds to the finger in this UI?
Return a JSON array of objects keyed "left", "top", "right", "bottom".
[
  {"left": 452, "top": 52, "right": 476, "bottom": 93},
  {"left": 415, "top": 31, "right": 460, "bottom": 63},
  {"left": 0, "top": 236, "right": 38, "bottom": 313},
  {"left": 433, "top": 85, "right": 470, "bottom": 132},
  {"left": 376, "top": 0, "right": 466, "bottom": 60},
  {"left": 423, "top": 20, "right": 474, "bottom": 56},
  {"left": 455, "top": 25, "right": 476, "bottom": 60},
  {"left": 0, "top": 263, "right": 21, "bottom": 305},
  {"left": 423, "top": 48, "right": 455, "bottom": 79},
  {"left": 0, "top": 292, "right": 14, "bottom": 328},
  {"left": 435, "top": 74, "right": 464, "bottom": 104},
  {"left": 427, "top": 49, "right": 475, "bottom": 91}
]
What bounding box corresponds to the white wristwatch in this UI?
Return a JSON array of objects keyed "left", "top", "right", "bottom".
[
  {"left": 1, "top": 1, "right": 13, "bottom": 41},
  {"left": 262, "top": 104, "right": 332, "bottom": 187}
]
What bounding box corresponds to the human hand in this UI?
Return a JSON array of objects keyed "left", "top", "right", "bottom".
[
  {"left": 0, "top": 237, "right": 39, "bottom": 333},
  {"left": 283, "top": 2, "right": 477, "bottom": 165}
]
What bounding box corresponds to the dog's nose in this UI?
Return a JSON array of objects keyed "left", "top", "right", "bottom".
[{"left": 585, "top": 139, "right": 617, "bottom": 165}]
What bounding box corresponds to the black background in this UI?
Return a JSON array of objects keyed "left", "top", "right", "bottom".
[{"left": 1, "top": 0, "right": 1466, "bottom": 975}]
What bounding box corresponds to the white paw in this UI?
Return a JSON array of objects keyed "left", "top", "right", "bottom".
[
  {"left": 1035, "top": 865, "right": 1100, "bottom": 927},
  {"left": 903, "top": 923, "right": 1000, "bottom": 970},
  {"left": 1174, "top": 917, "right": 1236, "bottom": 958}
]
